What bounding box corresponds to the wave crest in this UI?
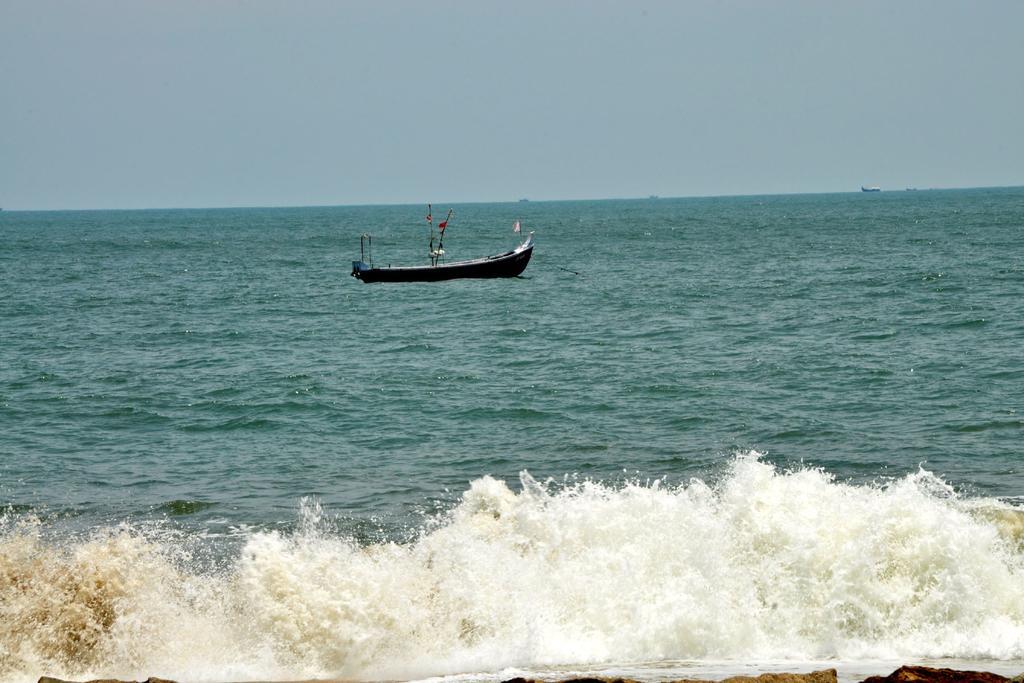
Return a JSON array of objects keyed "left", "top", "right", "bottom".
[{"left": 3, "top": 455, "right": 1024, "bottom": 682}]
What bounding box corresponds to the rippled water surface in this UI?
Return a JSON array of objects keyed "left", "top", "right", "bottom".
[
  {"left": 1, "top": 189, "right": 1024, "bottom": 682},
  {"left": 4, "top": 189, "right": 1023, "bottom": 530}
]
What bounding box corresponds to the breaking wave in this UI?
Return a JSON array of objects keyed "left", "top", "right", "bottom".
[{"left": 3, "top": 454, "right": 1024, "bottom": 683}]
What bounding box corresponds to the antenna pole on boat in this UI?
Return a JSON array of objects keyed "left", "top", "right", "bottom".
[
  {"left": 428, "top": 203, "right": 443, "bottom": 267},
  {"left": 360, "top": 233, "right": 372, "bottom": 266},
  {"left": 435, "top": 208, "right": 453, "bottom": 265}
]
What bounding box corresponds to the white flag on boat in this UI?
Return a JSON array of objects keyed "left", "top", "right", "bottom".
[{"left": 513, "top": 220, "right": 521, "bottom": 233}]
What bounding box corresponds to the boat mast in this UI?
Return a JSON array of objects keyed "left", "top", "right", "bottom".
[
  {"left": 360, "top": 233, "right": 372, "bottom": 266},
  {"left": 426, "top": 204, "right": 436, "bottom": 264},
  {"left": 434, "top": 208, "right": 453, "bottom": 266}
]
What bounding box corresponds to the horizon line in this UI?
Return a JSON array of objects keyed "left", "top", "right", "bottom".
[{"left": 3, "top": 184, "right": 1022, "bottom": 213}]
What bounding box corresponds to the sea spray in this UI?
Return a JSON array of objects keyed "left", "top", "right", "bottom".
[
  {"left": 3, "top": 455, "right": 1024, "bottom": 683},
  {"left": 0, "top": 518, "right": 256, "bottom": 682}
]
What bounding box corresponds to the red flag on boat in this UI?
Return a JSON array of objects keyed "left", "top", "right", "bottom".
[
  {"left": 513, "top": 220, "right": 521, "bottom": 233},
  {"left": 438, "top": 208, "right": 452, "bottom": 233}
]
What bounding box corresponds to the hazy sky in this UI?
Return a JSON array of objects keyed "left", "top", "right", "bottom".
[{"left": 2, "top": 1, "right": 1022, "bottom": 210}]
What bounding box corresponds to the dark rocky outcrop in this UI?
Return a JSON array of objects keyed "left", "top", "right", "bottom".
[
  {"left": 37, "top": 666, "right": 1024, "bottom": 683},
  {"left": 860, "top": 666, "right": 1010, "bottom": 683},
  {"left": 502, "top": 678, "right": 643, "bottom": 683},
  {"left": 501, "top": 668, "right": 839, "bottom": 683},
  {"left": 717, "top": 671, "right": 839, "bottom": 683},
  {"left": 39, "top": 678, "right": 177, "bottom": 683},
  {"left": 498, "top": 669, "right": 1023, "bottom": 683}
]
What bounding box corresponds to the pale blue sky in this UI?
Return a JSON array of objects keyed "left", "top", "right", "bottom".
[{"left": 1, "top": 1, "right": 1022, "bottom": 210}]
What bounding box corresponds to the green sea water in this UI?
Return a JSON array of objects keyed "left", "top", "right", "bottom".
[
  {"left": 2, "top": 188, "right": 1023, "bottom": 532},
  {"left": 2, "top": 189, "right": 1024, "bottom": 682}
]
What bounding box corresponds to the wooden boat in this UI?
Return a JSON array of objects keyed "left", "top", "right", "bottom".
[{"left": 352, "top": 232, "right": 534, "bottom": 283}]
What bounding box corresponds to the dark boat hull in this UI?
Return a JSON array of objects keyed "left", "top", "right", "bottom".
[{"left": 352, "top": 234, "right": 534, "bottom": 283}]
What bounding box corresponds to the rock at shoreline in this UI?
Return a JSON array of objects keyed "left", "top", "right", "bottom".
[
  {"left": 501, "top": 668, "right": 839, "bottom": 683},
  {"left": 860, "top": 666, "right": 1010, "bottom": 683},
  {"left": 717, "top": 671, "right": 839, "bottom": 683},
  {"left": 37, "top": 666, "right": 1024, "bottom": 683},
  {"left": 39, "top": 678, "right": 177, "bottom": 683}
]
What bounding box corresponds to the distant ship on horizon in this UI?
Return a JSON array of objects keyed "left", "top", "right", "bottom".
[{"left": 861, "top": 185, "right": 881, "bottom": 192}]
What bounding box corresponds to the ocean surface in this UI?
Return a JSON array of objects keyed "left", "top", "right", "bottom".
[{"left": 2, "top": 188, "right": 1024, "bottom": 683}]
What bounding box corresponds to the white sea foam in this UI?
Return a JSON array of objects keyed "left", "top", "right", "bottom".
[{"left": 3, "top": 454, "right": 1024, "bottom": 683}]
